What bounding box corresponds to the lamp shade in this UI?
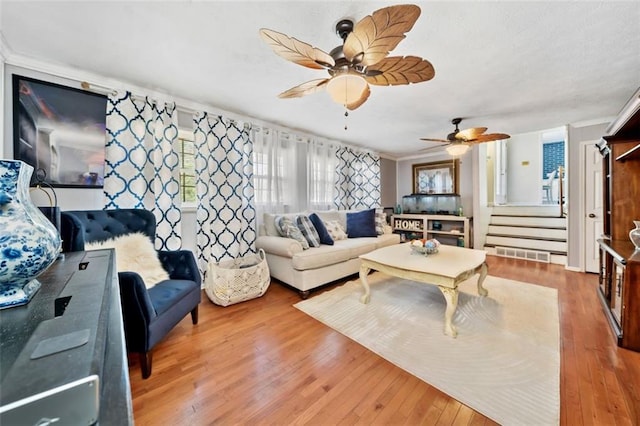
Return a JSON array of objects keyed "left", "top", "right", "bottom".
[
  {"left": 445, "top": 144, "right": 470, "bottom": 156},
  {"left": 326, "top": 73, "right": 368, "bottom": 106}
]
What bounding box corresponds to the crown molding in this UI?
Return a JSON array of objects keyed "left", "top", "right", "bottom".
[
  {"left": 0, "top": 31, "right": 10, "bottom": 62},
  {"left": 605, "top": 87, "right": 640, "bottom": 136}
]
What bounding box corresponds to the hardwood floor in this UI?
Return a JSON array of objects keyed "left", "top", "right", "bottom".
[{"left": 128, "top": 255, "right": 640, "bottom": 425}]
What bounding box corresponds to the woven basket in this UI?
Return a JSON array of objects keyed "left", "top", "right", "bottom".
[{"left": 205, "top": 249, "right": 270, "bottom": 306}]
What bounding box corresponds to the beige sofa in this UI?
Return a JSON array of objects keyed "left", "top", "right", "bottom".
[{"left": 255, "top": 210, "right": 400, "bottom": 298}]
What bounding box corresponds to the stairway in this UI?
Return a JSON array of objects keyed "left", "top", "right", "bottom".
[{"left": 483, "top": 205, "right": 567, "bottom": 265}]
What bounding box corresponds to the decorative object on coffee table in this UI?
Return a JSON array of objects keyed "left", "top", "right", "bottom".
[{"left": 0, "top": 159, "right": 61, "bottom": 309}]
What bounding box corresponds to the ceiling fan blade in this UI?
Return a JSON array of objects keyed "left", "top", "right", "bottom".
[
  {"left": 419, "top": 143, "right": 450, "bottom": 152},
  {"left": 419, "top": 138, "right": 449, "bottom": 143},
  {"left": 365, "top": 56, "right": 435, "bottom": 86},
  {"left": 343, "top": 4, "right": 421, "bottom": 67},
  {"left": 346, "top": 83, "right": 371, "bottom": 110},
  {"left": 278, "top": 79, "right": 329, "bottom": 99},
  {"left": 471, "top": 133, "right": 511, "bottom": 143},
  {"left": 259, "top": 28, "right": 335, "bottom": 70},
  {"left": 455, "top": 127, "right": 487, "bottom": 141}
]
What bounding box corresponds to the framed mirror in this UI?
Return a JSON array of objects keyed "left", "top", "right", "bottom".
[{"left": 412, "top": 159, "right": 459, "bottom": 194}]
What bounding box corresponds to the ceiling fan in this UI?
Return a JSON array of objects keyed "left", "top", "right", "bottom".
[
  {"left": 420, "top": 118, "right": 511, "bottom": 156},
  {"left": 259, "top": 4, "right": 435, "bottom": 111}
]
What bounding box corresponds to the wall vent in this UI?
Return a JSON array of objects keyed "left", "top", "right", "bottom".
[{"left": 494, "top": 246, "right": 551, "bottom": 263}]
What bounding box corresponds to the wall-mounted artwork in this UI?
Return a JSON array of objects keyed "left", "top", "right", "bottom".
[
  {"left": 412, "top": 159, "right": 459, "bottom": 194},
  {"left": 12, "top": 74, "right": 107, "bottom": 188}
]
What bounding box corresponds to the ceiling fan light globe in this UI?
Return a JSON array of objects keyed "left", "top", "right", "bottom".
[
  {"left": 326, "top": 73, "right": 368, "bottom": 106},
  {"left": 445, "top": 144, "right": 470, "bottom": 156}
]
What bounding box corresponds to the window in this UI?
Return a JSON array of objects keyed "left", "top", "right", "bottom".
[
  {"left": 251, "top": 128, "right": 299, "bottom": 213},
  {"left": 252, "top": 150, "right": 272, "bottom": 205},
  {"left": 177, "top": 131, "right": 196, "bottom": 204}
]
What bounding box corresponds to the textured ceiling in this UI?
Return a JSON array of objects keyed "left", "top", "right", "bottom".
[{"left": 1, "top": 1, "right": 639, "bottom": 158}]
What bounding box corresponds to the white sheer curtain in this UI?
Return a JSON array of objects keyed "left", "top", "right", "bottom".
[
  {"left": 251, "top": 127, "right": 299, "bottom": 223},
  {"left": 307, "top": 138, "right": 338, "bottom": 211}
]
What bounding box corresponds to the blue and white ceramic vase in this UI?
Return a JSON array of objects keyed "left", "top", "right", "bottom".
[{"left": 0, "top": 159, "right": 62, "bottom": 309}]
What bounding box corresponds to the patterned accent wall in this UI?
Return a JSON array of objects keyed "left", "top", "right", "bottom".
[
  {"left": 193, "top": 113, "right": 256, "bottom": 272},
  {"left": 542, "top": 141, "right": 564, "bottom": 178},
  {"left": 334, "top": 147, "right": 381, "bottom": 209}
]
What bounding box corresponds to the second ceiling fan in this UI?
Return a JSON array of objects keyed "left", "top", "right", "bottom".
[
  {"left": 420, "top": 118, "right": 511, "bottom": 156},
  {"left": 259, "top": 4, "right": 435, "bottom": 110}
]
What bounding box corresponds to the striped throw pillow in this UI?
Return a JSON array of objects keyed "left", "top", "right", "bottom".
[
  {"left": 275, "top": 215, "right": 309, "bottom": 249},
  {"left": 296, "top": 215, "right": 321, "bottom": 248},
  {"left": 375, "top": 207, "right": 385, "bottom": 235}
]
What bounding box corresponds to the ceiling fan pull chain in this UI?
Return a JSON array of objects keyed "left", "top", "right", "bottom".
[{"left": 344, "top": 109, "right": 349, "bottom": 130}]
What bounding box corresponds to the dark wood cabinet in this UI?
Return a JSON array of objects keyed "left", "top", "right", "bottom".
[
  {"left": 597, "top": 87, "right": 640, "bottom": 351},
  {"left": 0, "top": 250, "right": 133, "bottom": 424}
]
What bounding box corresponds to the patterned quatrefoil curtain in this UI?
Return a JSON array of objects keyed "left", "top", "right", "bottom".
[
  {"left": 193, "top": 112, "right": 256, "bottom": 274},
  {"left": 103, "top": 92, "right": 182, "bottom": 250},
  {"left": 334, "top": 147, "right": 381, "bottom": 210}
]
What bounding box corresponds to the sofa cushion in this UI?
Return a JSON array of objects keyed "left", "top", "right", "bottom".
[
  {"left": 308, "top": 213, "right": 334, "bottom": 245},
  {"left": 324, "top": 220, "right": 347, "bottom": 240},
  {"left": 291, "top": 237, "right": 379, "bottom": 270},
  {"left": 315, "top": 210, "right": 345, "bottom": 230},
  {"left": 296, "top": 215, "right": 321, "bottom": 248},
  {"left": 264, "top": 212, "right": 299, "bottom": 237},
  {"left": 375, "top": 232, "right": 401, "bottom": 248},
  {"left": 275, "top": 216, "right": 310, "bottom": 249},
  {"left": 346, "top": 209, "right": 377, "bottom": 238}
]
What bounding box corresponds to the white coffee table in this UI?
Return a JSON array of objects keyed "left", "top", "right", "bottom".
[{"left": 359, "top": 243, "right": 488, "bottom": 337}]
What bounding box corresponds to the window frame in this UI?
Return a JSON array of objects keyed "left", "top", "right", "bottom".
[{"left": 177, "top": 129, "right": 196, "bottom": 208}]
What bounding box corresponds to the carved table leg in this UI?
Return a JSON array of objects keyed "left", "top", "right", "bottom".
[
  {"left": 359, "top": 265, "right": 372, "bottom": 304},
  {"left": 477, "top": 262, "right": 489, "bottom": 297},
  {"left": 439, "top": 286, "right": 459, "bottom": 338}
]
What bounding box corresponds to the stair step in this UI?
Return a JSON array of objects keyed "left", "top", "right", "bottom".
[
  {"left": 491, "top": 205, "right": 561, "bottom": 217},
  {"left": 486, "top": 233, "right": 566, "bottom": 242},
  {"left": 490, "top": 216, "right": 567, "bottom": 228},
  {"left": 485, "top": 235, "right": 567, "bottom": 253},
  {"left": 487, "top": 225, "right": 567, "bottom": 239}
]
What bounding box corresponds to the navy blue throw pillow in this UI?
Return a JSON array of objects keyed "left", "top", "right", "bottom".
[
  {"left": 346, "top": 209, "right": 377, "bottom": 238},
  {"left": 309, "top": 213, "right": 334, "bottom": 245}
]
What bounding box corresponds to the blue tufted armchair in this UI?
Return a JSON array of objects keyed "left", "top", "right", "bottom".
[{"left": 60, "top": 209, "right": 201, "bottom": 379}]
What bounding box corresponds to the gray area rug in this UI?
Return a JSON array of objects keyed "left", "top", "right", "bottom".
[{"left": 294, "top": 273, "right": 560, "bottom": 425}]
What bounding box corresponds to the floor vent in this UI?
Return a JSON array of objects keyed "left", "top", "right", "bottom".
[{"left": 494, "top": 246, "right": 551, "bottom": 263}]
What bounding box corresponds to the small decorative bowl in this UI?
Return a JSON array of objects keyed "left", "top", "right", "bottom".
[{"left": 410, "top": 244, "right": 439, "bottom": 256}]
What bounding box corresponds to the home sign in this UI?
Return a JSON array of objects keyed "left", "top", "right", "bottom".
[{"left": 393, "top": 218, "right": 423, "bottom": 231}]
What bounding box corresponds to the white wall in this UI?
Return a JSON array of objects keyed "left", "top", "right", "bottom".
[
  {"left": 396, "top": 149, "right": 473, "bottom": 215},
  {"left": 380, "top": 156, "right": 397, "bottom": 208},
  {"left": 0, "top": 34, "right": 6, "bottom": 159}
]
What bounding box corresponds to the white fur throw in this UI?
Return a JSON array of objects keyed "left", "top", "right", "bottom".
[{"left": 85, "top": 233, "right": 169, "bottom": 289}]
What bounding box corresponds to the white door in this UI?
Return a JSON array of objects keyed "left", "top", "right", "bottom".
[
  {"left": 494, "top": 140, "right": 508, "bottom": 205},
  {"left": 584, "top": 142, "right": 603, "bottom": 273}
]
